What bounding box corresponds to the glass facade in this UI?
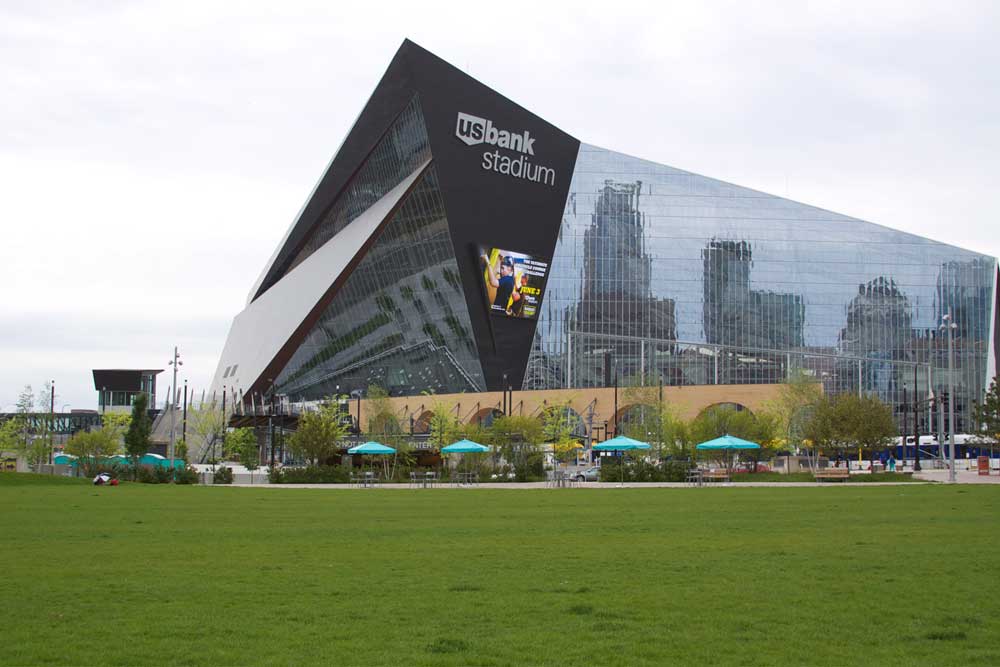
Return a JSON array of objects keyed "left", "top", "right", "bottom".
[
  {"left": 273, "top": 163, "right": 485, "bottom": 399},
  {"left": 260, "top": 96, "right": 433, "bottom": 293},
  {"left": 527, "top": 144, "right": 997, "bottom": 432}
]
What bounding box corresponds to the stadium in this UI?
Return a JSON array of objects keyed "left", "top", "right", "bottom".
[{"left": 210, "top": 39, "right": 999, "bottom": 436}]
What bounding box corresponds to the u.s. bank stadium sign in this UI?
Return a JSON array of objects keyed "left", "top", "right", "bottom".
[{"left": 455, "top": 112, "right": 557, "bottom": 187}]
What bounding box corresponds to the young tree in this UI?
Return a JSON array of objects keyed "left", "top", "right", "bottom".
[
  {"left": 124, "top": 393, "right": 152, "bottom": 469},
  {"left": 366, "top": 385, "right": 410, "bottom": 477},
  {"left": 287, "top": 401, "right": 347, "bottom": 465},
  {"left": 840, "top": 394, "right": 897, "bottom": 455},
  {"left": 765, "top": 370, "right": 824, "bottom": 455},
  {"left": 186, "top": 402, "right": 227, "bottom": 463},
  {"left": 973, "top": 375, "right": 1000, "bottom": 457},
  {"left": 802, "top": 393, "right": 896, "bottom": 468},
  {"left": 226, "top": 428, "right": 259, "bottom": 483},
  {"left": 16, "top": 385, "right": 35, "bottom": 414},
  {"left": 0, "top": 418, "right": 23, "bottom": 458},
  {"left": 65, "top": 427, "right": 120, "bottom": 476},
  {"left": 427, "top": 402, "right": 458, "bottom": 449},
  {"left": 490, "top": 415, "right": 545, "bottom": 479}
]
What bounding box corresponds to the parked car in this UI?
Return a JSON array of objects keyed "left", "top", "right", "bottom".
[{"left": 574, "top": 466, "right": 601, "bottom": 482}]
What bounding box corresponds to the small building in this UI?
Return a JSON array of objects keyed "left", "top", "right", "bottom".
[{"left": 93, "top": 369, "right": 162, "bottom": 413}]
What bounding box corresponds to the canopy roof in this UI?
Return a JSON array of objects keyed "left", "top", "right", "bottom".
[
  {"left": 592, "top": 435, "right": 650, "bottom": 451},
  {"left": 441, "top": 440, "right": 490, "bottom": 453},
  {"left": 347, "top": 441, "right": 396, "bottom": 455},
  {"left": 696, "top": 435, "right": 761, "bottom": 450}
]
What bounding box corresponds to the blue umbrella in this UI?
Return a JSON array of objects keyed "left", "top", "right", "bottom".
[
  {"left": 695, "top": 435, "right": 761, "bottom": 451},
  {"left": 696, "top": 435, "right": 761, "bottom": 474},
  {"left": 347, "top": 441, "right": 396, "bottom": 455},
  {"left": 347, "top": 441, "right": 395, "bottom": 481},
  {"left": 441, "top": 440, "right": 490, "bottom": 453},
  {"left": 592, "top": 435, "right": 650, "bottom": 486},
  {"left": 441, "top": 440, "right": 490, "bottom": 482}
]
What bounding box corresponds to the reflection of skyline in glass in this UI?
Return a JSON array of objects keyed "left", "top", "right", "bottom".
[{"left": 527, "top": 144, "right": 996, "bottom": 431}]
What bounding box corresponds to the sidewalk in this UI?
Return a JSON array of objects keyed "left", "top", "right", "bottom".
[
  {"left": 224, "top": 480, "right": 939, "bottom": 489},
  {"left": 914, "top": 469, "right": 1000, "bottom": 484}
]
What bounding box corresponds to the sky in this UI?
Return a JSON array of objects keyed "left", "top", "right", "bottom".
[{"left": 1, "top": 0, "right": 998, "bottom": 411}]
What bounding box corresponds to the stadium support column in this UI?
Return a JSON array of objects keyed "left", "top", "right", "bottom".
[
  {"left": 913, "top": 365, "right": 921, "bottom": 472},
  {"left": 49, "top": 380, "right": 54, "bottom": 465}
]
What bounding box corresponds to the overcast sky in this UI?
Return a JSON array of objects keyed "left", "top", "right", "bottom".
[{"left": 1, "top": 0, "right": 997, "bottom": 411}]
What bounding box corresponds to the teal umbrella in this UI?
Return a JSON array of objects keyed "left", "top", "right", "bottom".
[
  {"left": 347, "top": 441, "right": 395, "bottom": 481},
  {"left": 441, "top": 440, "right": 490, "bottom": 483},
  {"left": 695, "top": 435, "right": 761, "bottom": 450},
  {"left": 54, "top": 454, "right": 77, "bottom": 466},
  {"left": 696, "top": 435, "right": 760, "bottom": 474},
  {"left": 347, "top": 441, "right": 396, "bottom": 455},
  {"left": 441, "top": 440, "right": 490, "bottom": 453},
  {"left": 593, "top": 435, "right": 650, "bottom": 486}
]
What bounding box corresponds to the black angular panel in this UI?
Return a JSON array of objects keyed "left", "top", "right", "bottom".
[{"left": 255, "top": 39, "right": 580, "bottom": 392}]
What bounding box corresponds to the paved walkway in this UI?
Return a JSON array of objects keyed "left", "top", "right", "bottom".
[
  {"left": 914, "top": 469, "right": 1000, "bottom": 484},
  {"left": 226, "top": 480, "right": 942, "bottom": 489}
]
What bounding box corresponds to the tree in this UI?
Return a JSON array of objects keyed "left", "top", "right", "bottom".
[
  {"left": 65, "top": 426, "right": 120, "bottom": 476},
  {"left": 427, "top": 402, "right": 458, "bottom": 449},
  {"left": 490, "top": 415, "right": 544, "bottom": 480},
  {"left": 973, "top": 375, "right": 1000, "bottom": 457},
  {"left": 689, "top": 405, "right": 779, "bottom": 473},
  {"left": 542, "top": 401, "right": 583, "bottom": 465},
  {"left": 186, "top": 402, "right": 227, "bottom": 463},
  {"left": 124, "top": 393, "right": 151, "bottom": 469},
  {"left": 0, "top": 418, "right": 21, "bottom": 457},
  {"left": 802, "top": 393, "right": 896, "bottom": 468},
  {"left": 226, "top": 428, "right": 259, "bottom": 483},
  {"left": 36, "top": 381, "right": 58, "bottom": 414},
  {"left": 765, "top": 370, "right": 824, "bottom": 456},
  {"left": 365, "top": 385, "right": 410, "bottom": 478},
  {"left": 287, "top": 400, "right": 347, "bottom": 465}
]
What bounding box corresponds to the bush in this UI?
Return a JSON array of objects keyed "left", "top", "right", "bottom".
[
  {"left": 136, "top": 465, "right": 173, "bottom": 484},
  {"left": 173, "top": 466, "right": 199, "bottom": 485},
  {"left": 513, "top": 452, "right": 546, "bottom": 482},
  {"left": 267, "top": 466, "right": 284, "bottom": 484},
  {"left": 276, "top": 465, "right": 350, "bottom": 484},
  {"left": 599, "top": 458, "right": 693, "bottom": 482},
  {"left": 213, "top": 466, "right": 233, "bottom": 485}
]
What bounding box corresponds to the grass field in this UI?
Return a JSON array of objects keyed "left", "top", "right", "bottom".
[{"left": 1, "top": 473, "right": 998, "bottom": 666}]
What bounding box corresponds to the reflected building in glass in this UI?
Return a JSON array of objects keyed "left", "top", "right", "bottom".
[
  {"left": 211, "top": 40, "right": 998, "bottom": 434},
  {"left": 527, "top": 145, "right": 998, "bottom": 432}
]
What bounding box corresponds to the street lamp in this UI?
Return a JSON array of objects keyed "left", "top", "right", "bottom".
[
  {"left": 940, "top": 313, "right": 958, "bottom": 483},
  {"left": 168, "top": 347, "right": 183, "bottom": 469}
]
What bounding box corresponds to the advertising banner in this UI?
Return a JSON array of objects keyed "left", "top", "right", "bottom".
[{"left": 479, "top": 246, "right": 549, "bottom": 320}]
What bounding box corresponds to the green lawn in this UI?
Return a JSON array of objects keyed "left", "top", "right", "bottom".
[{"left": 1, "top": 475, "right": 998, "bottom": 666}]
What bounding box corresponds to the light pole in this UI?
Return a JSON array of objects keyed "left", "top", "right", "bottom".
[
  {"left": 941, "top": 313, "right": 957, "bottom": 483},
  {"left": 168, "top": 347, "right": 183, "bottom": 468}
]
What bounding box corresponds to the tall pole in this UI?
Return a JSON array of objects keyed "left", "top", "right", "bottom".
[
  {"left": 901, "top": 386, "right": 908, "bottom": 466},
  {"left": 49, "top": 380, "right": 55, "bottom": 465},
  {"left": 946, "top": 313, "right": 956, "bottom": 483},
  {"left": 913, "top": 365, "right": 921, "bottom": 472},
  {"left": 613, "top": 372, "right": 619, "bottom": 436},
  {"left": 168, "top": 346, "right": 180, "bottom": 468},
  {"left": 182, "top": 380, "right": 188, "bottom": 445}
]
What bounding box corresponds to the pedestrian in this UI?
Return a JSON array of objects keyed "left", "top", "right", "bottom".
[{"left": 887, "top": 453, "right": 896, "bottom": 472}]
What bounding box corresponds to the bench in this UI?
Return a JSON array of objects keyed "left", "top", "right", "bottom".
[
  {"left": 814, "top": 468, "right": 850, "bottom": 482},
  {"left": 702, "top": 470, "right": 730, "bottom": 483}
]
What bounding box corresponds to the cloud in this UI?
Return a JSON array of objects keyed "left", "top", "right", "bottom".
[{"left": 1, "top": 0, "right": 998, "bottom": 409}]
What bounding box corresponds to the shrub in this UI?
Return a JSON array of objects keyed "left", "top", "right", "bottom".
[
  {"left": 173, "top": 466, "right": 199, "bottom": 485},
  {"left": 267, "top": 466, "right": 284, "bottom": 484},
  {"left": 598, "top": 458, "right": 693, "bottom": 483},
  {"left": 514, "top": 452, "right": 546, "bottom": 482},
  {"left": 276, "top": 465, "right": 350, "bottom": 484},
  {"left": 212, "top": 466, "right": 234, "bottom": 485},
  {"left": 136, "top": 465, "right": 173, "bottom": 484}
]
